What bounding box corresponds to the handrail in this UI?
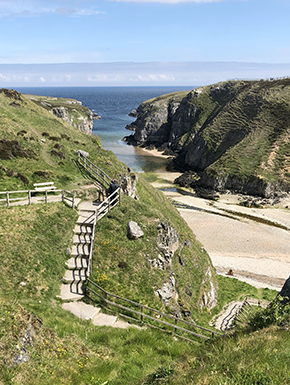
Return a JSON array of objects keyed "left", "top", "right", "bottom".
[
  {"left": 85, "top": 188, "right": 120, "bottom": 277},
  {"left": 77, "top": 152, "right": 112, "bottom": 187},
  {"left": 85, "top": 279, "right": 223, "bottom": 342},
  {"left": 96, "top": 188, "right": 120, "bottom": 221}
]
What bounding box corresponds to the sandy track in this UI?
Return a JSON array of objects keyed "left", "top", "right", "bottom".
[{"left": 150, "top": 173, "right": 290, "bottom": 291}]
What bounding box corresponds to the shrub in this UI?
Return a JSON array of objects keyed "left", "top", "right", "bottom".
[{"left": 248, "top": 296, "right": 290, "bottom": 331}]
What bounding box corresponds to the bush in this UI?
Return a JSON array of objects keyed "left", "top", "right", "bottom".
[{"left": 248, "top": 296, "right": 290, "bottom": 331}]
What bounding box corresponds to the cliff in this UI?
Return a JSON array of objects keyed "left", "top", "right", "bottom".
[
  {"left": 26, "top": 94, "right": 100, "bottom": 135},
  {"left": 124, "top": 78, "right": 290, "bottom": 200}
]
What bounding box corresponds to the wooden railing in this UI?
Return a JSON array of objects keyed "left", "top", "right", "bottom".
[
  {"left": 96, "top": 188, "right": 120, "bottom": 221},
  {"left": 0, "top": 189, "right": 75, "bottom": 208},
  {"left": 62, "top": 190, "right": 76, "bottom": 210},
  {"left": 85, "top": 279, "right": 223, "bottom": 343},
  {"left": 77, "top": 152, "right": 112, "bottom": 188}
]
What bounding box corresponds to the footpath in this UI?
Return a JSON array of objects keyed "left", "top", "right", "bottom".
[{"left": 58, "top": 199, "right": 141, "bottom": 329}]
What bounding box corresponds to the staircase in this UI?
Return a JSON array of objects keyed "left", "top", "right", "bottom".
[
  {"left": 58, "top": 198, "right": 138, "bottom": 329},
  {"left": 59, "top": 201, "right": 97, "bottom": 301}
]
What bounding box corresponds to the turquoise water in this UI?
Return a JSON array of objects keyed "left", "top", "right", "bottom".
[{"left": 17, "top": 86, "right": 194, "bottom": 172}]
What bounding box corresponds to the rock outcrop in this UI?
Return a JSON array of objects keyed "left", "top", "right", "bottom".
[
  {"left": 119, "top": 173, "right": 139, "bottom": 200},
  {"left": 52, "top": 106, "right": 100, "bottom": 135},
  {"left": 124, "top": 78, "right": 290, "bottom": 200},
  {"left": 28, "top": 94, "right": 101, "bottom": 135}
]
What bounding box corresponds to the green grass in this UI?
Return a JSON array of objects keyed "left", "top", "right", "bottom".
[
  {"left": 0, "top": 87, "right": 287, "bottom": 384},
  {"left": 0, "top": 202, "right": 199, "bottom": 385},
  {"left": 0, "top": 200, "right": 281, "bottom": 385}
]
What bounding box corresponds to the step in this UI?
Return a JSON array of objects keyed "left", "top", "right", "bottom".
[
  {"left": 76, "top": 217, "right": 95, "bottom": 226},
  {"left": 62, "top": 302, "right": 101, "bottom": 321},
  {"left": 113, "top": 319, "right": 134, "bottom": 329},
  {"left": 73, "top": 234, "right": 92, "bottom": 244},
  {"left": 63, "top": 269, "right": 88, "bottom": 283},
  {"left": 65, "top": 256, "right": 89, "bottom": 270},
  {"left": 78, "top": 209, "right": 96, "bottom": 214},
  {"left": 71, "top": 244, "right": 91, "bottom": 257},
  {"left": 74, "top": 225, "right": 93, "bottom": 235},
  {"left": 57, "top": 282, "right": 84, "bottom": 301},
  {"left": 91, "top": 313, "right": 118, "bottom": 327}
]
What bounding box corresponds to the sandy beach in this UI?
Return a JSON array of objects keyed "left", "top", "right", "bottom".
[
  {"left": 133, "top": 146, "right": 170, "bottom": 159},
  {"left": 148, "top": 167, "right": 290, "bottom": 292}
]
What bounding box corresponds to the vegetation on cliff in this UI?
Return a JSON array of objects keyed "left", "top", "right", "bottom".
[{"left": 126, "top": 78, "right": 290, "bottom": 199}]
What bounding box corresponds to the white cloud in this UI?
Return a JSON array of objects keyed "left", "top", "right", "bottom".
[
  {"left": 0, "top": 73, "right": 10, "bottom": 81},
  {"left": 87, "top": 74, "right": 126, "bottom": 82},
  {"left": 1, "top": 61, "right": 290, "bottom": 87},
  {"left": 55, "top": 7, "right": 102, "bottom": 16},
  {"left": 0, "top": 1, "right": 102, "bottom": 18},
  {"left": 134, "top": 74, "right": 176, "bottom": 82}
]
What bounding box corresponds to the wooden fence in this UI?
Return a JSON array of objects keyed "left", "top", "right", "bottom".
[
  {"left": 0, "top": 189, "right": 75, "bottom": 208},
  {"left": 85, "top": 279, "right": 223, "bottom": 343}
]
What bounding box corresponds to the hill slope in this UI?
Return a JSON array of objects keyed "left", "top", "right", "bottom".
[
  {"left": 0, "top": 87, "right": 286, "bottom": 384},
  {"left": 125, "top": 78, "right": 290, "bottom": 200}
]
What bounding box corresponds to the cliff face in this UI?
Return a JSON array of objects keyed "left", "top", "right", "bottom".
[
  {"left": 28, "top": 96, "right": 101, "bottom": 135},
  {"left": 51, "top": 105, "right": 100, "bottom": 135},
  {"left": 125, "top": 79, "right": 290, "bottom": 198}
]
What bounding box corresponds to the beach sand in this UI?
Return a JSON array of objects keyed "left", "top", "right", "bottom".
[
  {"left": 148, "top": 168, "right": 290, "bottom": 291},
  {"left": 133, "top": 146, "right": 170, "bottom": 159}
]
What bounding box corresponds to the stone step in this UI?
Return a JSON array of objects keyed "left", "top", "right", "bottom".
[
  {"left": 74, "top": 225, "right": 93, "bottom": 235},
  {"left": 73, "top": 234, "right": 92, "bottom": 244},
  {"left": 71, "top": 244, "right": 91, "bottom": 256},
  {"left": 63, "top": 269, "right": 87, "bottom": 283},
  {"left": 57, "top": 282, "right": 84, "bottom": 301},
  {"left": 76, "top": 217, "right": 95, "bottom": 226},
  {"left": 65, "top": 256, "right": 89, "bottom": 270},
  {"left": 78, "top": 208, "right": 96, "bottom": 214},
  {"left": 62, "top": 302, "right": 101, "bottom": 320},
  {"left": 91, "top": 312, "right": 118, "bottom": 327}
]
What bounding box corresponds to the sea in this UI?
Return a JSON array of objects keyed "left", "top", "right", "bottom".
[{"left": 16, "top": 86, "right": 194, "bottom": 172}]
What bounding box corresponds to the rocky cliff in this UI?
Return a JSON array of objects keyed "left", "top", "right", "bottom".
[
  {"left": 125, "top": 78, "right": 290, "bottom": 199},
  {"left": 28, "top": 95, "right": 100, "bottom": 135}
]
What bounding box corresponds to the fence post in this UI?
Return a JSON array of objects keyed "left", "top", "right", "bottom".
[
  {"left": 72, "top": 194, "right": 75, "bottom": 210},
  {"left": 118, "top": 189, "right": 121, "bottom": 205},
  {"left": 28, "top": 190, "right": 31, "bottom": 205},
  {"left": 62, "top": 190, "right": 64, "bottom": 204},
  {"left": 174, "top": 318, "right": 178, "bottom": 334},
  {"left": 104, "top": 292, "right": 108, "bottom": 308},
  {"left": 140, "top": 305, "right": 144, "bottom": 323},
  {"left": 6, "top": 192, "right": 9, "bottom": 207},
  {"left": 45, "top": 190, "right": 48, "bottom": 204}
]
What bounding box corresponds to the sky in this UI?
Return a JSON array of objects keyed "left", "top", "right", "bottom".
[{"left": 1, "top": 0, "right": 290, "bottom": 86}]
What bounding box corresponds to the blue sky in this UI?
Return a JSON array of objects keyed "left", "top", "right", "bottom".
[{"left": 1, "top": 0, "right": 290, "bottom": 86}]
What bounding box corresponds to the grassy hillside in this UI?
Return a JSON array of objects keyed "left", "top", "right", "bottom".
[
  {"left": 129, "top": 78, "right": 290, "bottom": 197},
  {"left": 0, "top": 88, "right": 286, "bottom": 384},
  {"left": 0, "top": 88, "right": 122, "bottom": 192}
]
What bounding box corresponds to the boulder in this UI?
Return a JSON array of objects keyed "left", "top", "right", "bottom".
[{"left": 127, "top": 221, "right": 144, "bottom": 240}]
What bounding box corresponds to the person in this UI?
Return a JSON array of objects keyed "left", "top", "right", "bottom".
[{"left": 107, "top": 179, "right": 120, "bottom": 203}]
